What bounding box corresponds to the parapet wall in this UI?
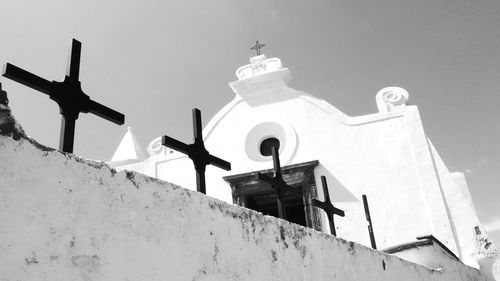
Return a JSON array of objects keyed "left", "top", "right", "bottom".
[{"left": 0, "top": 102, "right": 489, "bottom": 281}]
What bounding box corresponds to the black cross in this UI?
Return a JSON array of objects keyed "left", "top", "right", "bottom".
[
  {"left": 250, "top": 40, "right": 266, "bottom": 56},
  {"left": 362, "top": 194, "right": 377, "bottom": 249},
  {"left": 161, "top": 108, "right": 231, "bottom": 194},
  {"left": 2, "top": 39, "right": 125, "bottom": 153},
  {"left": 254, "top": 146, "right": 291, "bottom": 220},
  {"left": 313, "top": 176, "right": 345, "bottom": 236}
]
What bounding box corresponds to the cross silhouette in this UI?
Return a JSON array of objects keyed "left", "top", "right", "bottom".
[
  {"left": 161, "top": 108, "right": 231, "bottom": 194},
  {"left": 2, "top": 39, "right": 125, "bottom": 153},
  {"left": 254, "top": 146, "right": 291, "bottom": 219},
  {"left": 313, "top": 176, "right": 345, "bottom": 236},
  {"left": 250, "top": 40, "right": 266, "bottom": 56}
]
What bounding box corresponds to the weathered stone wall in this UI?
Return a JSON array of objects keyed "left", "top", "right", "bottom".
[{"left": 0, "top": 104, "right": 490, "bottom": 280}]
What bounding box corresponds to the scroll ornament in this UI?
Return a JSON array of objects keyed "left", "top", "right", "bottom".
[{"left": 376, "top": 87, "right": 409, "bottom": 113}]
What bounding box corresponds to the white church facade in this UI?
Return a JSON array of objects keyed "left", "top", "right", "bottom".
[{"left": 109, "top": 53, "right": 497, "bottom": 274}]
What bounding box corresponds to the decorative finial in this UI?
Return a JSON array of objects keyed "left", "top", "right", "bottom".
[
  {"left": 250, "top": 40, "right": 266, "bottom": 56},
  {"left": 376, "top": 87, "right": 409, "bottom": 113}
]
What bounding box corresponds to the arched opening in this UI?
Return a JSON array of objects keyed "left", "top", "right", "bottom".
[{"left": 260, "top": 137, "right": 280, "bottom": 156}]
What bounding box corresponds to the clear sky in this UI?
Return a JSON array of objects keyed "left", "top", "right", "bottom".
[{"left": 0, "top": 0, "right": 499, "bottom": 248}]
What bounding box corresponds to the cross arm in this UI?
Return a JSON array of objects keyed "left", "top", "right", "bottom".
[
  {"left": 87, "top": 99, "right": 125, "bottom": 125},
  {"left": 271, "top": 146, "right": 282, "bottom": 178},
  {"left": 313, "top": 199, "right": 345, "bottom": 217},
  {"left": 69, "top": 39, "right": 81, "bottom": 81},
  {"left": 192, "top": 108, "right": 203, "bottom": 142},
  {"left": 320, "top": 176, "right": 331, "bottom": 202},
  {"left": 208, "top": 154, "right": 231, "bottom": 171},
  {"left": 3, "top": 63, "right": 52, "bottom": 95},
  {"left": 334, "top": 207, "right": 345, "bottom": 217},
  {"left": 162, "top": 135, "right": 191, "bottom": 155}
]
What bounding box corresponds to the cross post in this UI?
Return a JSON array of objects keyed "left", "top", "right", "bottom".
[
  {"left": 313, "top": 176, "right": 345, "bottom": 236},
  {"left": 254, "top": 146, "right": 291, "bottom": 220},
  {"left": 2, "top": 39, "right": 125, "bottom": 153},
  {"left": 161, "top": 108, "right": 231, "bottom": 194},
  {"left": 362, "top": 194, "right": 377, "bottom": 249},
  {"left": 250, "top": 40, "right": 266, "bottom": 56}
]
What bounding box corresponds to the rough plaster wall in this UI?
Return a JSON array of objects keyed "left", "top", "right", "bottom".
[
  {"left": 0, "top": 94, "right": 491, "bottom": 281},
  {"left": 0, "top": 136, "right": 490, "bottom": 281}
]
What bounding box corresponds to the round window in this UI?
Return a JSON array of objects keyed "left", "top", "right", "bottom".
[
  {"left": 243, "top": 121, "right": 297, "bottom": 169},
  {"left": 259, "top": 138, "right": 280, "bottom": 156}
]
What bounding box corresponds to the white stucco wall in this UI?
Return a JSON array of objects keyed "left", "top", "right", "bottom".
[
  {"left": 0, "top": 133, "right": 491, "bottom": 281},
  {"left": 110, "top": 56, "right": 496, "bottom": 276},
  {"left": 147, "top": 79, "right": 455, "bottom": 252},
  {"left": 427, "top": 140, "right": 498, "bottom": 269}
]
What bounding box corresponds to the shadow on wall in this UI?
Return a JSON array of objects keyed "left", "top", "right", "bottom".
[{"left": 318, "top": 167, "right": 358, "bottom": 203}]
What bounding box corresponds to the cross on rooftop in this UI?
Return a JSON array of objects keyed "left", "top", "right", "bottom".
[
  {"left": 2, "top": 39, "right": 125, "bottom": 153},
  {"left": 254, "top": 146, "right": 292, "bottom": 220},
  {"left": 250, "top": 40, "right": 266, "bottom": 56},
  {"left": 161, "top": 108, "right": 231, "bottom": 194},
  {"left": 313, "top": 176, "right": 345, "bottom": 236}
]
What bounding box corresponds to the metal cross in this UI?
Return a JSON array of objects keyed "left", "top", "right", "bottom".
[
  {"left": 313, "top": 176, "right": 345, "bottom": 236},
  {"left": 2, "top": 39, "right": 125, "bottom": 153},
  {"left": 161, "top": 108, "right": 231, "bottom": 194},
  {"left": 254, "top": 146, "right": 290, "bottom": 220},
  {"left": 250, "top": 40, "right": 266, "bottom": 56},
  {"left": 362, "top": 194, "right": 377, "bottom": 249}
]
